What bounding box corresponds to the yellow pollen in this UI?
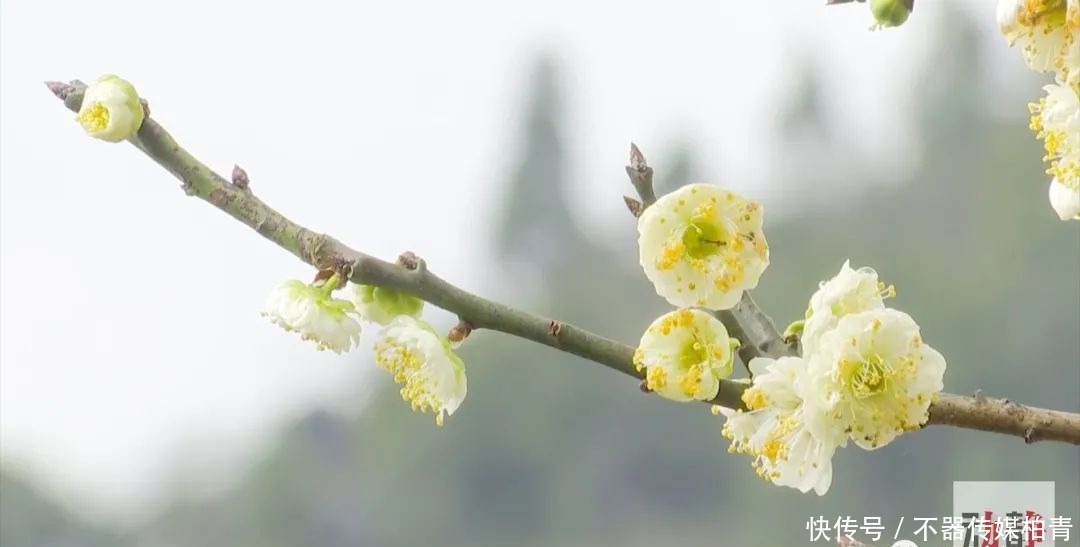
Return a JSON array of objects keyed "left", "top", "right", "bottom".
[
  {"left": 375, "top": 339, "right": 447, "bottom": 423},
  {"left": 742, "top": 388, "right": 767, "bottom": 410},
  {"left": 655, "top": 240, "right": 685, "bottom": 271},
  {"left": 760, "top": 437, "right": 784, "bottom": 464},
  {"left": 694, "top": 200, "right": 717, "bottom": 220},
  {"left": 680, "top": 364, "right": 703, "bottom": 397},
  {"left": 675, "top": 309, "right": 695, "bottom": 327},
  {"left": 77, "top": 102, "right": 110, "bottom": 133},
  {"left": 646, "top": 366, "right": 668, "bottom": 390}
]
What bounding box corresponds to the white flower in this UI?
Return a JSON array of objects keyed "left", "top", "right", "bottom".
[
  {"left": 997, "top": 0, "right": 1078, "bottom": 82},
  {"left": 718, "top": 356, "right": 846, "bottom": 496},
  {"left": 806, "top": 308, "right": 946, "bottom": 450},
  {"left": 638, "top": 184, "right": 770, "bottom": 310},
  {"left": 352, "top": 284, "right": 425, "bottom": 325},
  {"left": 1030, "top": 83, "right": 1080, "bottom": 220},
  {"left": 1049, "top": 177, "right": 1080, "bottom": 219},
  {"left": 802, "top": 260, "right": 895, "bottom": 354},
  {"left": 260, "top": 274, "right": 362, "bottom": 353},
  {"left": 76, "top": 74, "right": 145, "bottom": 142},
  {"left": 374, "top": 316, "right": 467, "bottom": 426},
  {"left": 633, "top": 309, "right": 735, "bottom": 402}
]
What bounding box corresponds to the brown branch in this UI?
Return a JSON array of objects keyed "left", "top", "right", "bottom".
[
  {"left": 927, "top": 392, "right": 1080, "bottom": 444},
  {"left": 47, "top": 80, "right": 1080, "bottom": 444}
]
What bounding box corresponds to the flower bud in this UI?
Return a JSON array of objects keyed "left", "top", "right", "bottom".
[
  {"left": 76, "top": 74, "right": 145, "bottom": 142},
  {"left": 870, "top": 0, "right": 912, "bottom": 28}
]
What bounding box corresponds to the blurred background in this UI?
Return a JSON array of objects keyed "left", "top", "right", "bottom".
[{"left": 1, "top": 0, "right": 1078, "bottom": 545}]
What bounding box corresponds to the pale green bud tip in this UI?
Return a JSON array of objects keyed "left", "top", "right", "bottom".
[
  {"left": 783, "top": 319, "right": 805, "bottom": 338},
  {"left": 75, "top": 74, "right": 145, "bottom": 142},
  {"left": 870, "top": 0, "right": 911, "bottom": 28}
]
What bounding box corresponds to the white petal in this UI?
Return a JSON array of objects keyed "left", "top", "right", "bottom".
[{"left": 1049, "top": 178, "right": 1080, "bottom": 220}]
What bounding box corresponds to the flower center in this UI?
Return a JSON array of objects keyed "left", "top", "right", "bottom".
[
  {"left": 840, "top": 354, "right": 889, "bottom": 400},
  {"left": 78, "top": 103, "right": 110, "bottom": 132},
  {"left": 680, "top": 217, "right": 729, "bottom": 260},
  {"left": 1019, "top": 0, "right": 1066, "bottom": 25},
  {"left": 677, "top": 337, "right": 709, "bottom": 370},
  {"left": 675, "top": 336, "right": 712, "bottom": 396}
]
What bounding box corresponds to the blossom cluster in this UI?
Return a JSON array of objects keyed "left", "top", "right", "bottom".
[
  {"left": 997, "top": 0, "right": 1080, "bottom": 220},
  {"left": 632, "top": 184, "right": 766, "bottom": 401},
  {"left": 718, "top": 262, "right": 946, "bottom": 495},
  {"left": 260, "top": 273, "right": 466, "bottom": 427},
  {"left": 633, "top": 183, "right": 947, "bottom": 495}
]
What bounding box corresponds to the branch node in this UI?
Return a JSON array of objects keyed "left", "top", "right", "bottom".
[
  {"left": 639, "top": 379, "right": 653, "bottom": 393},
  {"left": 329, "top": 255, "right": 354, "bottom": 281},
  {"left": 973, "top": 389, "right": 987, "bottom": 404},
  {"left": 548, "top": 320, "right": 562, "bottom": 337},
  {"left": 622, "top": 195, "right": 644, "bottom": 218},
  {"left": 209, "top": 189, "right": 229, "bottom": 207},
  {"left": 231, "top": 164, "right": 251, "bottom": 190},
  {"left": 397, "top": 251, "right": 426, "bottom": 273},
  {"left": 312, "top": 269, "right": 336, "bottom": 286},
  {"left": 448, "top": 319, "right": 474, "bottom": 346},
  {"left": 1024, "top": 427, "right": 1036, "bottom": 444}
]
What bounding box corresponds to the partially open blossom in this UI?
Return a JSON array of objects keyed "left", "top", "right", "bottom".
[
  {"left": 260, "top": 274, "right": 362, "bottom": 353},
  {"left": 374, "top": 316, "right": 467, "bottom": 426},
  {"left": 997, "top": 0, "right": 1079, "bottom": 82},
  {"left": 352, "top": 284, "right": 425, "bottom": 325},
  {"left": 633, "top": 309, "right": 735, "bottom": 402},
  {"left": 806, "top": 308, "right": 946, "bottom": 450},
  {"left": 718, "top": 356, "right": 846, "bottom": 496},
  {"left": 76, "top": 74, "right": 145, "bottom": 142},
  {"left": 638, "top": 184, "right": 769, "bottom": 310},
  {"left": 1030, "top": 83, "right": 1080, "bottom": 220},
  {"left": 802, "top": 260, "right": 895, "bottom": 353}
]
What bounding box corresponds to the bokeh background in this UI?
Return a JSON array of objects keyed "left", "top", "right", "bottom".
[{"left": 1, "top": 1, "right": 1078, "bottom": 545}]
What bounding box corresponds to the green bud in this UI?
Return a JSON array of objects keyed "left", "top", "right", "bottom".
[
  {"left": 783, "top": 319, "right": 805, "bottom": 339},
  {"left": 353, "top": 284, "right": 425, "bottom": 325},
  {"left": 870, "top": 0, "right": 911, "bottom": 28}
]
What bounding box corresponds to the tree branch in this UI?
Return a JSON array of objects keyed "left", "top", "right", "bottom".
[{"left": 47, "top": 80, "right": 1080, "bottom": 444}]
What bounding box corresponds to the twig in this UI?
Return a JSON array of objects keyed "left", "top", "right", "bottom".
[{"left": 47, "top": 80, "right": 1080, "bottom": 444}]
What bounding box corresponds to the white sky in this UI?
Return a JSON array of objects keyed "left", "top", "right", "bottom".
[{"left": 0, "top": 0, "right": 1011, "bottom": 528}]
